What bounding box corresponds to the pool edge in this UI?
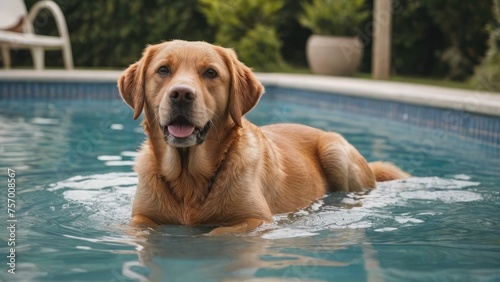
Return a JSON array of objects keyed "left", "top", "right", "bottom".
[
  {"left": 1, "top": 70, "right": 499, "bottom": 117},
  {"left": 1, "top": 70, "right": 499, "bottom": 149},
  {"left": 255, "top": 73, "right": 500, "bottom": 118}
]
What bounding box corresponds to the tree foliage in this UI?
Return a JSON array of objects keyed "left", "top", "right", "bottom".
[
  {"left": 11, "top": 0, "right": 494, "bottom": 82},
  {"left": 474, "top": 0, "right": 500, "bottom": 91},
  {"left": 23, "top": 0, "right": 213, "bottom": 67},
  {"left": 299, "top": 0, "right": 369, "bottom": 36},
  {"left": 199, "top": 0, "right": 285, "bottom": 70},
  {"left": 390, "top": 0, "right": 492, "bottom": 80}
]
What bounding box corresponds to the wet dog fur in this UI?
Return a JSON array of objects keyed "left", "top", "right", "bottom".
[{"left": 118, "top": 40, "right": 410, "bottom": 235}]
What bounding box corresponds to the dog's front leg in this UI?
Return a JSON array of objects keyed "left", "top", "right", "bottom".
[
  {"left": 206, "top": 218, "right": 265, "bottom": 236},
  {"left": 130, "top": 214, "right": 159, "bottom": 229}
]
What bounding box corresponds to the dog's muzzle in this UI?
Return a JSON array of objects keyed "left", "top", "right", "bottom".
[{"left": 161, "top": 116, "right": 211, "bottom": 147}]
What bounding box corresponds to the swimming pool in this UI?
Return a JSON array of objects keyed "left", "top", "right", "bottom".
[{"left": 1, "top": 86, "right": 499, "bottom": 281}]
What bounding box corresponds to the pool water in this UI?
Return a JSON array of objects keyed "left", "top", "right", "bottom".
[{"left": 1, "top": 95, "right": 499, "bottom": 282}]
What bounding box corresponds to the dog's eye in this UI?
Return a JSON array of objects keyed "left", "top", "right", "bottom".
[
  {"left": 204, "top": 68, "right": 218, "bottom": 79},
  {"left": 157, "top": 66, "right": 170, "bottom": 76}
]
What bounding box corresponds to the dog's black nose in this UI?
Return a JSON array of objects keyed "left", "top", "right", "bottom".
[{"left": 169, "top": 85, "right": 196, "bottom": 106}]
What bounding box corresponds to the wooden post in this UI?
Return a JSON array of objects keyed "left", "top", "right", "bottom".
[{"left": 372, "top": 0, "right": 392, "bottom": 80}]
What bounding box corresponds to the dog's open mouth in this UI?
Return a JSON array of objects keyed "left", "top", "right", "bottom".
[
  {"left": 162, "top": 116, "right": 211, "bottom": 145},
  {"left": 167, "top": 118, "right": 195, "bottom": 138}
]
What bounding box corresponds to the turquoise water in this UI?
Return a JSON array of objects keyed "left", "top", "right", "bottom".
[{"left": 0, "top": 96, "right": 499, "bottom": 282}]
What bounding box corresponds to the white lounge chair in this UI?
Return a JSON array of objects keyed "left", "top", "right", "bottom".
[{"left": 0, "top": 0, "right": 73, "bottom": 70}]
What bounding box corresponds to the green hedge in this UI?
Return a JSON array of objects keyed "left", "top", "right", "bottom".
[
  {"left": 474, "top": 0, "right": 500, "bottom": 91},
  {"left": 21, "top": 0, "right": 213, "bottom": 68},
  {"left": 390, "top": 0, "right": 493, "bottom": 80},
  {"left": 9, "top": 0, "right": 493, "bottom": 82},
  {"left": 199, "top": 0, "right": 285, "bottom": 70}
]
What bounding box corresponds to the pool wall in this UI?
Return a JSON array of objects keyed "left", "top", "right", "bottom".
[{"left": 1, "top": 70, "right": 499, "bottom": 149}]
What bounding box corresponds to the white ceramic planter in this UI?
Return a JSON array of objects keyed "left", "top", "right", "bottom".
[{"left": 306, "top": 35, "right": 363, "bottom": 76}]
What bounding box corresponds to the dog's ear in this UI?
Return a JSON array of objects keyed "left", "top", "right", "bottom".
[
  {"left": 118, "top": 45, "right": 158, "bottom": 120},
  {"left": 118, "top": 61, "right": 143, "bottom": 119},
  {"left": 218, "top": 47, "right": 264, "bottom": 127}
]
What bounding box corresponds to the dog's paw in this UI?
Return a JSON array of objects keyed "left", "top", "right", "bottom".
[
  {"left": 130, "top": 214, "right": 159, "bottom": 229},
  {"left": 205, "top": 218, "right": 265, "bottom": 236}
]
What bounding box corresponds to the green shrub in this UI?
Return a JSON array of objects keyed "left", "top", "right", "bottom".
[
  {"left": 235, "top": 24, "right": 284, "bottom": 70},
  {"left": 22, "top": 0, "right": 213, "bottom": 68},
  {"left": 298, "top": 0, "right": 369, "bottom": 36},
  {"left": 390, "top": 0, "right": 492, "bottom": 80},
  {"left": 199, "top": 0, "right": 285, "bottom": 70},
  {"left": 11, "top": 0, "right": 493, "bottom": 82},
  {"left": 276, "top": 0, "right": 311, "bottom": 66},
  {"left": 473, "top": 0, "right": 500, "bottom": 92}
]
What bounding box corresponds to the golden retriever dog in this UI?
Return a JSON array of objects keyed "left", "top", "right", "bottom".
[{"left": 118, "top": 40, "right": 410, "bottom": 235}]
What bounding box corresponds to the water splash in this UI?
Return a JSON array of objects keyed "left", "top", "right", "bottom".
[
  {"left": 257, "top": 177, "right": 482, "bottom": 239},
  {"left": 47, "top": 173, "right": 483, "bottom": 239},
  {"left": 47, "top": 172, "right": 137, "bottom": 225}
]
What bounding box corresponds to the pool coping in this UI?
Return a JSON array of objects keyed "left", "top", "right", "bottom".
[
  {"left": 1, "top": 69, "right": 499, "bottom": 117},
  {"left": 255, "top": 73, "right": 500, "bottom": 118}
]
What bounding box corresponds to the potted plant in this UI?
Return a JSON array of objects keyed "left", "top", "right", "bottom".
[{"left": 299, "top": 0, "right": 369, "bottom": 76}]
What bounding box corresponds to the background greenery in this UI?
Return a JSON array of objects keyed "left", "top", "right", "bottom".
[
  {"left": 299, "top": 0, "right": 369, "bottom": 36},
  {"left": 8, "top": 0, "right": 495, "bottom": 88},
  {"left": 473, "top": 0, "right": 500, "bottom": 92},
  {"left": 199, "top": 0, "right": 285, "bottom": 70}
]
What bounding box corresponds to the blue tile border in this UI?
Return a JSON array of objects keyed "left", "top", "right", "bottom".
[
  {"left": 265, "top": 86, "right": 500, "bottom": 150},
  {"left": 1, "top": 80, "right": 499, "bottom": 149},
  {"left": 0, "top": 81, "right": 119, "bottom": 100}
]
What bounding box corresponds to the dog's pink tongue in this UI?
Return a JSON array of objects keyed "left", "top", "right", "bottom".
[{"left": 168, "top": 124, "right": 195, "bottom": 138}]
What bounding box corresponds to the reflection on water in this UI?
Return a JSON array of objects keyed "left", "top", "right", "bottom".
[
  {"left": 41, "top": 172, "right": 486, "bottom": 281},
  {"left": 48, "top": 172, "right": 483, "bottom": 235},
  {"left": 1, "top": 99, "right": 499, "bottom": 281}
]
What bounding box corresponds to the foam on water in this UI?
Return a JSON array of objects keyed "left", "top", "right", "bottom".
[
  {"left": 47, "top": 173, "right": 483, "bottom": 238},
  {"left": 3, "top": 98, "right": 498, "bottom": 281},
  {"left": 260, "top": 177, "right": 483, "bottom": 239},
  {"left": 47, "top": 172, "right": 137, "bottom": 225},
  {"left": 258, "top": 177, "right": 482, "bottom": 239}
]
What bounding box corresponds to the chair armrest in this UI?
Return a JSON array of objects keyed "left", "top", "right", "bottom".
[{"left": 26, "top": 0, "right": 69, "bottom": 40}]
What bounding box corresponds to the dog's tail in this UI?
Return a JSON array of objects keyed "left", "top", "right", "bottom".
[{"left": 368, "top": 161, "right": 411, "bottom": 182}]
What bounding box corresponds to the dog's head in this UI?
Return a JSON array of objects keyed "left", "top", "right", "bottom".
[{"left": 118, "top": 40, "right": 264, "bottom": 147}]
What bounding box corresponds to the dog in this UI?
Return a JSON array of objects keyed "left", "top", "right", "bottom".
[{"left": 118, "top": 40, "right": 410, "bottom": 235}]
